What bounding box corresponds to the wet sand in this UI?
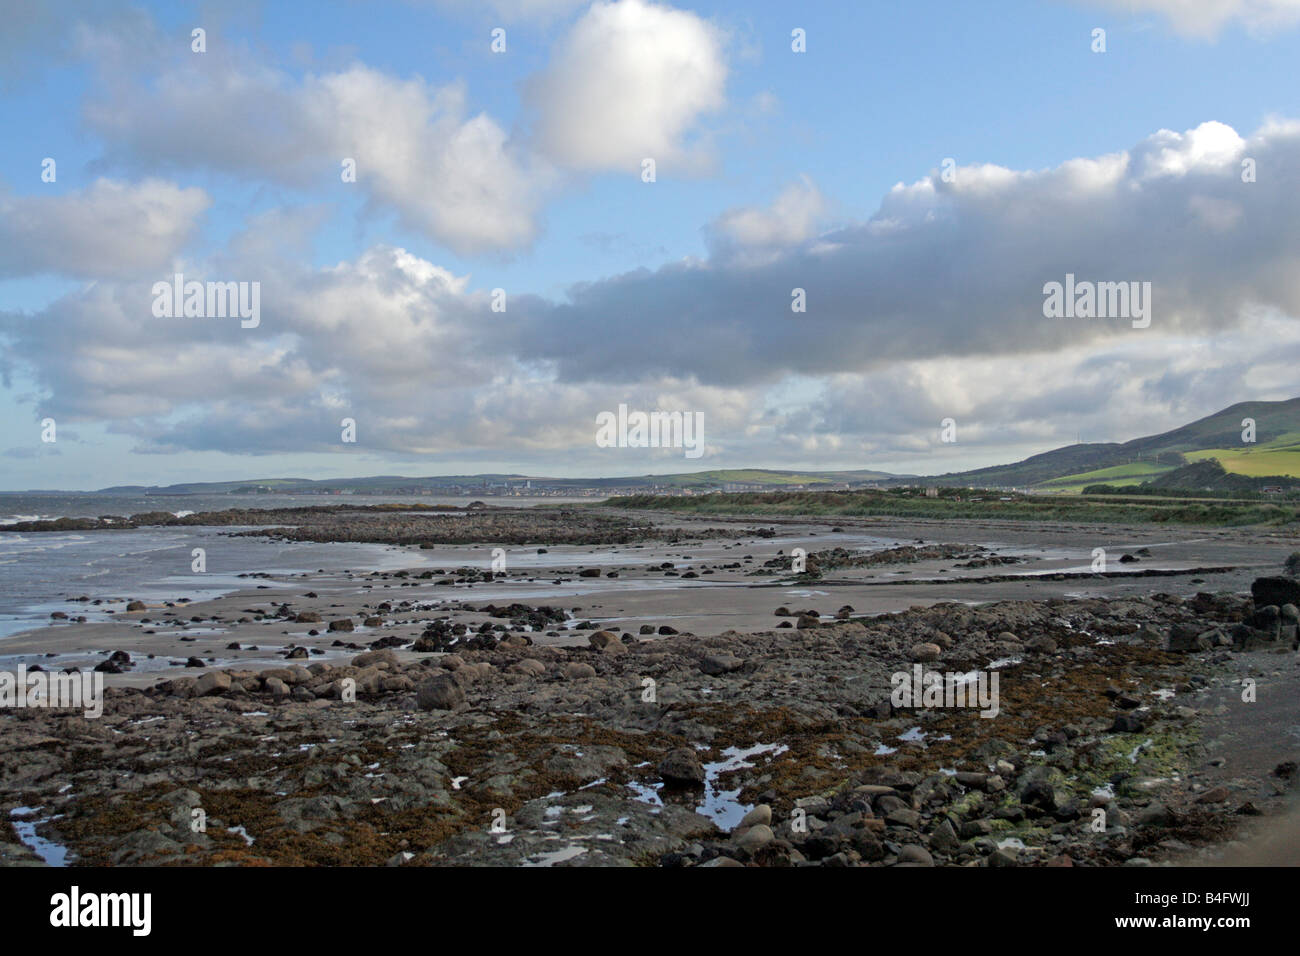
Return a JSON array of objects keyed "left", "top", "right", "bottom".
[{"left": 2, "top": 512, "right": 1293, "bottom": 686}]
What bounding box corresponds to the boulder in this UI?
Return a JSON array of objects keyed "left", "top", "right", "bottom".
[
  {"left": 1252, "top": 576, "right": 1300, "bottom": 609},
  {"left": 415, "top": 675, "right": 466, "bottom": 711},
  {"left": 195, "top": 671, "right": 231, "bottom": 696},
  {"left": 658, "top": 748, "right": 706, "bottom": 788},
  {"left": 700, "top": 654, "right": 743, "bottom": 675}
]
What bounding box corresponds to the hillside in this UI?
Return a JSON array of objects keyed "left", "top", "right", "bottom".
[
  {"left": 927, "top": 397, "right": 1300, "bottom": 490},
  {"left": 82, "top": 399, "right": 1300, "bottom": 497},
  {"left": 95, "top": 468, "right": 901, "bottom": 496}
]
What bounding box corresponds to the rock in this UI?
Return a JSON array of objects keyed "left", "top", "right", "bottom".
[
  {"left": 739, "top": 804, "right": 772, "bottom": 829},
  {"left": 908, "top": 642, "right": 942, "bottom": 663},
  {"left": 988, "top": 848, "right": 1019, "bottom": 867},
  {"left": 195, "top": 671, "right": 232, "bottom": 696},
  {"left": 657, "top": 626, "right": 678, "bottom": 635},
  {"left": 896, "top": 844, "right": 934, "bottom": 866},
  {"left": 885, "top": 808, "right": 922, "bottom": 829},
  {"left": 578, "top": 568, "right": 602, "bottom": 577},
  {"left": 563, "top": 662, "right": 596, "bottom": 679},
  {"left": 1136, "top": 803, "right": 1174, "bottom": 827},
  {"left": 955, "top": 772, "right": 990, "bottom": 790},
  {"left": 638, "top": 624, "right": 656, "bottom": 635},
  {"left": 363, "top": 617, "right": 383, "bottom": 627},
  {"left": 295, "top": 612, "right": 322, "bottom": 623},
  {"left": 1025, "top": 635, "right": 1057, "bottom": 654},
  {"left": 733, "top": 824, "right": 774, "bottom": 853},
  {"left": 1110, "top": 712, "right": 1146, "bottom": 733},
  {"left": 285, "top": 646, "right": 309, "bottom": 660},
  {"left": 1021, "top": 780, "right": 1058, "bottom": 811},
  {"left": 1167, "top": 624, "right": 1215, "bottom": 653},
  {"left": 929, "top": 818, "right": 960, "bottom": 853},
  {"left": 796, "top": 615, "right": 820, "bottom": 629},
  {"left": 415, "top": 675, "right": 466, "bottom": 711},
  {"left": 588, "top": 630, "right": 620, "bottom": 649},
  {"left": 507, "top": 659, "right": 546, "bottom": 677},
  {"left": 327, "top": 619, "right": 354, "bottom": 632},
  {"left": 264, "top": 677, "right": 290, "bottom": 699},
  {"left": 126, "top": 601, "right": 146, "bottom": 612},
  {"left": 658, "top": 748, "right": 706, "bottom": 788},
  {"left": 700, "top": 654, "right": 743, "bottom": 675},
  {"left": 352, "top": 649, "right": 400, "bottom": 668},
  {"left": 1252, "top": 576, "right": 1300, "bottom": 609},
  {"left": 1196, "top": 786, "right": 1230, "bottom": 804}
]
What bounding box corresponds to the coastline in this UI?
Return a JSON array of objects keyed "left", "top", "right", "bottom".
[{"left": 0, "top": 506, "right": 1296, "bottom": 866}]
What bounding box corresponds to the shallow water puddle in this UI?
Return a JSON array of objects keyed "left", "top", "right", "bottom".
[
  {"left": 698, "top": 743, "right": 789, "bottom": 831},
  {"left": 522, "top": 845, "right": 587, "bottom": 867},
  {"left": 10, "top": 806, "right": 70, "bottom": 866}
]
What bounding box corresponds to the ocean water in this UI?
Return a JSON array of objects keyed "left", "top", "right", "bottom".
[
  {"left": 0, "top": 492, "right": 595, "bottom": 524},
  {"left": 0, "top": 525, "right": 438, "bottom": 639},
  {"left": 0, "top": 494, "right": 596, "bottom": 640}
]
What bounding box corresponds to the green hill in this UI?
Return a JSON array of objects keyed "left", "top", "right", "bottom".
[{"left": 928, "top": 397, "right": 1300, "bottom": 490}]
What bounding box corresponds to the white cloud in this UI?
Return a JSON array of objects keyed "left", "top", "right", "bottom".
[
  {"left": 85, "top": 59, "right": 549, "bottom": 254},
  {"left": 527, "top": 0, "right": 727, "bottom": 172},
  {"left": 0, "top": 179, "right": 209, "bottom": 278},
  {"left": 6, "top": 120, "right": 1300, "bottom": 473},
  {"left": 707, "top": 176, "right": 827, "bottom": 252},
  {"left": 1079, "top": 0, "right": 1300, "bottom": 36}
]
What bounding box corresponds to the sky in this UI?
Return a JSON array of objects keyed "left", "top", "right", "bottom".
[{"left": 3, "top": 0, "right": 1300, "bottom": 490}]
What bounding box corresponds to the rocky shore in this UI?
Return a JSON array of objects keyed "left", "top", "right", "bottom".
[
  {"left": 2, "top": 572, "right": 1297, "bottom": 867},
  {"left": 5, "top": 504, "right": 763, "bottom": 547}
]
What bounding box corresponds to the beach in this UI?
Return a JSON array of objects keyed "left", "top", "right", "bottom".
[{"left": 1, "top": 504, "right": 1297, "bottom": 866}]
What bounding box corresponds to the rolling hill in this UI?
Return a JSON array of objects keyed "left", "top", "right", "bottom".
[
  {"left": 93, "top": 468, "right": 902, "bottom": 496},
  {"left": 76, "top": 399, "right": 1300, "bottom": 498},
  {"left": 926, "top": 397, "right": 1300, "bottom": 490}
]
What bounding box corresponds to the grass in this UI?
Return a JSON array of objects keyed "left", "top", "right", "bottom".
[
  {"left": 1183, "top": 444, "right": 1300, "bottom": 478},
  {"left": 1040, "top": 460, "right": 1175, "bottom": 490}
]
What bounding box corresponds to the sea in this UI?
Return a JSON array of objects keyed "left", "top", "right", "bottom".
[{"left": 0, "top": 493, "right": 598, "bottom": 640}]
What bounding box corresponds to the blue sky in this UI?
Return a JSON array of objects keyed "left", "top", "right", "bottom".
[{"left": 3, "top": 0, "right": 1300, "bottom": 489}]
